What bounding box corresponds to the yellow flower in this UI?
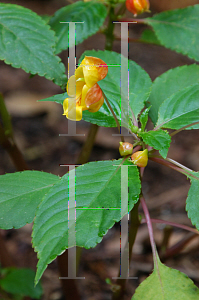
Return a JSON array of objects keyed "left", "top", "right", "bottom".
[{"left": 63, "top": 56, "right": 108, "bottom": 121}]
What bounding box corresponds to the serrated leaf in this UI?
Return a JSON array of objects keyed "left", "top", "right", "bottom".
[
  {"left": 79, "top": 50, "right": 152, "bottom": 128},
  {"left": 132, "top": 257, "right": 199, "bottom": 299},
  {"left": 147, "top": 64, "right": 199, "bottom": 126},
  {"left": 38, "top": 92, "right": 68, "bottom": 105},
  {"left": 0, "top": 268, "right": 42, "bottom": 299},
  {"left": 139, "top": 107, "right": 151, "bottom": 131},
  {"left": 139, "top": 130, "right": 171, "bottom": 159},
  {"left": 145, "top": 5, "right": 199, "bottom": 61},
  {"left": 0, "top": 3, "right": 67, "bottom": 88},
  {"left": 140, "top": 29, "right": 161, "bottom": 45},
  {"left": 156, "top": 84, "right": 199, "bottom": 130},
  {"left": 186, "top": 172, "right": 199, "bottom": 230},
  {"left": 49, "top": 2, "right": 107, "bottom": 54},
  {"left": 32, "top": 159, "right": 141, "bottom": 283},
  {"left": 0, "top": 171, "right": 60, "bottom": 229}
]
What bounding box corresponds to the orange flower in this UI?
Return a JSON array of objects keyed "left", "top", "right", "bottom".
[
  {"left": 63, "top": 56, "right": 108, "bottom": 121},
  {"left": 126, "top": 0, "right": 150, "bottom": 16}
]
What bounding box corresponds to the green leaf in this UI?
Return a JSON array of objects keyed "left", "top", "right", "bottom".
[
  {"left": 0, "top": 3, "right": 67, "bottom": 88},
  {"left": 140, "top": 29, "right": 161, "bottom": 45},
  {"left": 0, "top": 171, "right": 60, "bottom": 229},
  {"left": 186, "top": 172, "right": 199, "bottom": 230},
  {"left": 132, "top": 257, "right": 199, "bottom": 299},
  {"left": 40, "top": 14, "right": 51, "bottom": 24},
  {"left": 139, "top": 129, "right": 171, "bottom": 159},
  {"left": 38, "top": 92, "right": 68, "bottom": 105},
  {"left": 32, "top": 159, "right": 141, "bottom": 283},
  {"left": 79, "top": 50, "right": 152, "bottom": 128},
  {"left": 147, "top": 64, "right": 199, "bottom": 126},
  {"left": 156, "top": 84, "right": 199, "bottom": 130},
  {"left": 0, "top": 268, "right": 42, "bottom": 299},
  {"left": 139, "top": 106, "right": 151, "bottom": 131},
  {"left": 49, "top": 2, "right": 107, "bottom": 54},
  {"left": 145, "top": 5, "right": 199, "bottom": 61}
]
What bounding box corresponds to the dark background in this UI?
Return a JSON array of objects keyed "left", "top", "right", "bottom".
[{"left": 0, "top": 0, "right": 199, "bottom": 299}]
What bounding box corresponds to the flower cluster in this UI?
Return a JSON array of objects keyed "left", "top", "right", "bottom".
[
  {"left": 63, "top": 56, "right": 108, "bottom": 121},
  {"left": 126, "top": 0, "right": 150, "bottom": 16}
]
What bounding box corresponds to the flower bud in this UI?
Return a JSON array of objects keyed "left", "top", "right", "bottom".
[
  {"left": 131, "top": 149, "right": 148, "bottom": 167},
  {"left": 131, "top": 125, "right": 138, "bottom": 134},
  {"left": 126, "top": 0, "right": 150, "bottom": 16},
  {"left": 119, "top": 142, "right": 134, "bottom": 156}
]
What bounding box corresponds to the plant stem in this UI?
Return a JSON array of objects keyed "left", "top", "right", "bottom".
[
  {"left": 149, "top": 156, "right": 199, "bottom": 181},
  {"left": 103, "top": 91, "right": 124, "bottom": 142},
  {"left": 140, "top": 196, "right": 158, "bottom": 266},
  {"left": 116, "top": 2, "right": 126, "bottom": 17},
  {"left": 170, "top": 121, "right": 199, "bottom": 136},
  {"left": 112, "top": 201, "right": 140, "bottom": 300},
  {"left": 0, "top": 96, "right": 29, "bottom": 171},
  {"left": 0, "top": 124, "right": 29, "bottom": 171},
  {"left": 58, "top": 6, "right": 119, "bottom": 300},
  {"left": 105, "top": 6, "right": 115, "bottom": 51},
  {"left": 58, "top": 124, "right": 98, "bottom": 298},
  {"left": 166, "top": 158, "right": 193, "bottom": 172},
  {"left": 149, "top": 156, "right": 186, "bottom": 175},
  {"left": 76, "top": 123, "right": 99, "bottom": 164},
  {"left": 57, "top": 251, "right": 81, "bottom": 300},
  {"left": 141, "top": 218, "right": 199, "bottom": 235}
]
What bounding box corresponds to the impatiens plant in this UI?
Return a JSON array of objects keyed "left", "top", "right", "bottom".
[{"left": 0, "top": 0, "right": 199, "bottom": 299}]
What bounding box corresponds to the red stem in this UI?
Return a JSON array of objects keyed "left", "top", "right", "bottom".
[
  {"left": 141, "top": 218, "right": 199, "bottom": 235},
  {"left": 149, "top": 156, "right": 184, "bottom": 174},
  {"left": 140, "top": 196, "right": 158, "bottom": 266}
]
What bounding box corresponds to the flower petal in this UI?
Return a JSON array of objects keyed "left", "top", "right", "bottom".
[
  {"left": 75, "top": 65, "right": 84, "bottom": 79},
  {"left": 63, "top": 98, "right": 83, "bottom": 121},
  {"left": 81, "top": 84, "right": 90, "bottom": 108},
  {"left": 84, "top": 83, "right": 103, "bottom": 107},
  {"left": 88, "top": 95, "right": 104, "bottom": 113},
  {"left": 81, "top": 56, "right": 108, "bottom": 88},
  {"left": 67, "top": 75, "right": 76, "bottom": 97},
  {"left": 67, "top": 75, "right": 85, "bottom": 99}
]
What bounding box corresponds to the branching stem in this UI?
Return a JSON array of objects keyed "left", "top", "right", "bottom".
[
  {"left": 170, "top": 121, "right": 199, "bottom": 136},
  {"left": 141, "top": 218, "right": 199, "bottom": 235},
  {"left": 140, "top": 196, "right": 158, "bottom": 265},
  {"left": 166, "top": 158, "right": 193, "bottom": 173},
  {"left": 150, "top": 156, "right": 199, "bottom": 181}
]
